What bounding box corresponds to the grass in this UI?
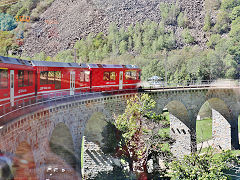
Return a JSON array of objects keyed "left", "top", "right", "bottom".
[{"left": 196, "top": 118, "right": 212, "bottom": 144}]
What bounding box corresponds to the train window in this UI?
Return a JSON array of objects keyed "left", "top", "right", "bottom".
[
  {"left": 29, "top": 71, "right": 33, "bottom": 86},
  {"left": 18, "top": 70, "right": 24, "bottom": 87},
  {"left": 103, "top": 72, "right": 110, "bottom": 81},
  {"left": 131, "top": 71, "right": 137, "bottom": 80},
  {"left": 40, "top": 71, "right": 48, "bottom": 85},
  {"left": 80, "top": 71, "right": 84, "bottom": 82},
  {"left": 48, "top": 71, "right": 55, "bottom": 84},
  {"left": 24, "top": 71, "right": 29, "bottom": 86},
  {"left": 138, "top": 71, "right": 141, "bottom": 80},
  {"left": 55, "top": 71, "right": 61, "bottom": 89},
  {"left": 125, "top": 70, "right": 137, "bottom": 80},
  {"left": 110, "top": 72, "right": 116, "bottom": 81},
  {"left": 85, "top": 71, "right": 90, "bottom": 82},
  {"left": 0, "top": 69, "right": 8, "bottom": 89}
]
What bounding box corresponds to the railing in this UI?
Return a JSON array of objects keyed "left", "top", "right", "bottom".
[
  {"left": 144, "top": 79, "right": 240, "bottom": 89},
  {"left": 0, "top": 88, "right": 137, "bottom": 125},
  {"left": 0, "top": 79, "right": 239, "bottom": 125}
]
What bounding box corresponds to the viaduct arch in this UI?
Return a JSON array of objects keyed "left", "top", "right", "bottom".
[{"left": 0, "top": 87, "right": 239, "bottom": 179}]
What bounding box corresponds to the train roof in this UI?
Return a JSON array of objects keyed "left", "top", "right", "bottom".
[
  {"left": 88, "top": 64, "right": 139, "bottom": 69},
  {"left": 0, "top": 56, "right": 139, "bottom": 69},
  {"left": 30, "top": 60, "right": 80, "bottom": 68},
  {"left": 0, "top": 56, "right": 32, "bottom": 66}
]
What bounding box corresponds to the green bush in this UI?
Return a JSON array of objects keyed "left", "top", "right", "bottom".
[
  {"left": 182, "top": 28, "right": 194, "bottom": 44},
  {"left": 231, "top": 5, "right": 240, "bottom": 20},
  {"left": 214, "top": 10, "right": 230, "bottom": 34},
  {"left": 203, "top": 12, "right": 212, "bottom": 32},
  {"left": 207, "top": 34, "right": 221, "bottom": 49},
  {"left": 221, "top": 0, "right": 240, "bottom": 10}
]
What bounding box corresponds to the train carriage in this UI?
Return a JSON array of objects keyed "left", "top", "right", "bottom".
[
  {"left": 89, "top": 64, "right": 141, "bottom": 92},
  {"left": 0, "top": 56, "right": 36, "bottom": 108},
  {"left": 30, "top": 61, "right": 90, "bottom": 96},
  {"left": 122, "top": 65, "right": 141, "bottom": 90}
]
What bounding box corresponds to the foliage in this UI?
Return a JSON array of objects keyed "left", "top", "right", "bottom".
[
  {"left": 230, "top": 5, "right": 240, "bottom": 20},
  {"left": 169, "top": 149, "right": 240, "bottom": 180},
  {"left": 53, "top": 49, "right": 74, "bottom": 63},
  {"left": 214, "top": 10, "right": 230, "bottom": 34},
  {"left": 0, "top": 31, "right": 15, "bottom": 55},
  {"left": 0, "top": 13, "right": 17, "bottom": 31},
  {"left": 203, "top": 12, "right": 212, "bottom": 32},
  {"left": 159, "top": 2, "right": 180, "bottom": 25},
  {"left": 113, "top": 94, "right": 173, "bottom": 177},
  {"left": 177, "top": 12, "right": 187, "bottom": 28},
  {"left": 207, "top": 34, "right": 221, "bottom": 49},
  {"left": 221, "top": 0, "right": 240, "bottom": 11},
  {"left": 182, "top": 28, "right": 194, "bottom": 44}
]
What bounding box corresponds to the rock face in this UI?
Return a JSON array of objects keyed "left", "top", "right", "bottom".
[{"left": 23, "top": 0, "right": 207, "bottom": 57}]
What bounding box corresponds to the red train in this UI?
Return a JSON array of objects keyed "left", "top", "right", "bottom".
[{"left": 0, "top": 56, "right": 141, "bottom": 109}]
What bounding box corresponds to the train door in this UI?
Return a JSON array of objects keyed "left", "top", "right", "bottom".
[
  {"left": 10, "top": 70, "right": 14, "bottom": 106},
  {"left": 70, "top": 71, "right": 75, "bottom": 95},
  {"left": 119, "top": 71, "right": 123, "bottom": 90}
]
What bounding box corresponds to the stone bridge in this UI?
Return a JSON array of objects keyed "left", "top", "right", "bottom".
[{"left": 0, "top": 87, "right": 239, "bottom": 179}]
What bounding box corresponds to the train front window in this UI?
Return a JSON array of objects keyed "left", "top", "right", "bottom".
[
  {"left": 125, "top": 70, "right": 137, "bottom": 80},
  {"left": 0, "top": 69, "right": 8, "bottom": 89}
]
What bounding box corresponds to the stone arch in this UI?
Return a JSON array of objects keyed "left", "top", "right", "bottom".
[
  {"left": 13, "top": 141, "right": 37, "bottom": 179},
  {"left": 82, "top": 111, "right": 113, "bottom": 178},
  {"left": 164, "top": 100, "right": 193, "bottom": 157},
  {"left": 49, "top": 122, "right": 77, "bottom": 170},
  {"left": 197, "top": 98, "right": 233, "bottom": 150}
]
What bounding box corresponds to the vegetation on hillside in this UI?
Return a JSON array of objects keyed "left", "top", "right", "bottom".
[{"left": 0, "top": 0, "right": 239, "bottom": 82}]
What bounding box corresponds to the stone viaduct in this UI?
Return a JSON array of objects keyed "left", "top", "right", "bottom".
[{"left": 0, "top": 87, "right": 239, "bottom": 179}]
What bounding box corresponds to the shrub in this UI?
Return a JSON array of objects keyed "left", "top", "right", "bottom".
[
  {"left": 203, "top": 12, "right": 212, "bottom": 32},
  {"left": 230, "top": 5, "right": 240, "bottom": 20},
  {"left": 214, "top": 10, "right": 230, "bottom": 34},
  {"left": 221, "top": 0, "right": 240, "bottom": 10},
  {"left": 182, "top": 28, "right": 194, "bottom": 44}
]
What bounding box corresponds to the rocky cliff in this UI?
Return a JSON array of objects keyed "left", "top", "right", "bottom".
[{"left": 23, "top": 0, "right": 208, "bottom": 57}]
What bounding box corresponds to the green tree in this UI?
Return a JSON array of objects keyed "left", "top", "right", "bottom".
[
  {"left": 177, "top": 12, "right": 187, "bottom": 28},
  {"left": 207, "top": 34, "right": 221, "bottom": 49},
  {"left": 182, "top": 28, "right": 194, "bottom": 44},
  {"left": 114, "top": 94, "right": 172, "bottom": 178},
  {"left": 33, "top": 51, "right": 46, "bottom": 61},
  {"left": 221, "top": 0, "right": 240, "bottom": 10},
  {"left": 74, "top": 39, "right": 89, "bottom": 62},
  {"left": 119, "top": 40, "right": 127, "bottom": 54},
  {"left": 203, "top": 12, "right": 212, "bottom": 32},
  {"left": 0, "top": 31, "right": 14, "bottom": 56},
  {"left": 231, "top": 5, "right": 240, "bottom": 20},
  {"left": 170, "top": 149, "right": 239, "bottom": 179},
  {"left": 54, "top": 49, "right": 74, "bottom": 63},
  {"left": 214, "top": 10, "right": 230, "bottom": 34}
]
